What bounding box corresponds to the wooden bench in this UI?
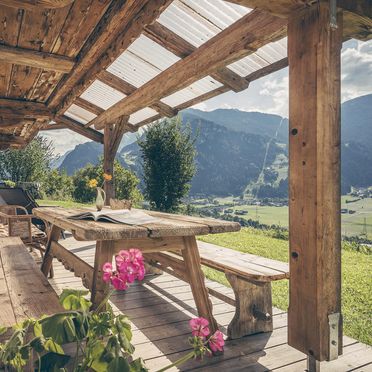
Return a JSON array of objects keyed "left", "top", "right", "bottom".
[
  {"left": 0, "top": 237, "right": 62, "bottom": 340},
  {"left": 145, "top": 240, "right": 289, "bottom": 339}
]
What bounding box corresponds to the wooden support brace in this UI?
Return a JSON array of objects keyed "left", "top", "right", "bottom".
[
  {"left": 226, "top": 273, "right": 273, "bottom": 339},
  {"left": 103, "top": 115, "right": 129, "bottom": 204}
]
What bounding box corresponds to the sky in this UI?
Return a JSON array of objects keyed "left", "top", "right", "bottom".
[{"left": 43, "top": 39, "right": 372, "bottom": 156}]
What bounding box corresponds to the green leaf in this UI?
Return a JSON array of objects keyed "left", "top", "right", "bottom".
[
  {"left": 59, "top": 289, "right": 91, "bottom": 311},
  {"left": 44, "top": 339, "right": 64, "bottom": 354},
  {"left": 36, "top": 351, "right": 70, "bottom": 371},
  {"left": 0, "top": 326, "right": 7, "bottom": 336},
  {"left": 29, "top": 337, "right": 45, "bottom": 353},
  {"left": 115, "top": 316, "right": 134, "bottom": 353},
  {"left": 39, "top": 313, "right": 77, "bottom": 344},
  {"left": 108, "top": 356, "right": 130, "bottom": 372},
  {"left": 89, "top": 341, "right": 109, "bottom": 372},
  {"left": 130, "top": 358, "right": 149, "bottom": 372}
]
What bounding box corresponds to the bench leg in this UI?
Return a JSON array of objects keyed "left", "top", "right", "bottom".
[
  {"left": 226, "top": 273, "right": 273, "bottom": 339},
  {"left": 41, "top": 225, "right": 61, "bottom": 277}
]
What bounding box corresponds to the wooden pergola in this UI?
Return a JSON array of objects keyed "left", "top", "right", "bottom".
[{"left": 0, "top": 0, "right": 371, "bottom": 368}]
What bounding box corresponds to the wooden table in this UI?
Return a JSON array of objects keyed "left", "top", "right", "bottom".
[{"left": 34, "top": 207, "right": 240, "bottom": 332}]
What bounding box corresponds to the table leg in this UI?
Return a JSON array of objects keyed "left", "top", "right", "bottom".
[
  {"left": 90, "top": 240, "right": 115, "bottom": 309},
  {"left": 41, "top": 225, "right": 62, "bottom": 277},
  {"left": 181, "top": 236, "right": 218, "bottom": 333}
]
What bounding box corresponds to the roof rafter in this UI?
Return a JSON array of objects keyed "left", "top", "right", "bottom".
[
  {"left": 0, "top": 45, "right": 75, "bottom": 73},
  {"left": 97, "top": 70, "right": 177, "bottom": 120},
  {"left": 56, "top": 116, "right": 104, "bottom": 143},
  {"left": 49, "top": 0, "right": 174, "bottom": 115},
  {"left": 0, "top": 0, "right": 74, "bottom": 10},
  {"left": 144, "top": 22, "right": 249, "bottom": 92},
  {"left": 92, "top": 9, "right": 287, "bottom": 130},
  {"left": 0, "top": 98, "right": 51, "bottom": 119}
]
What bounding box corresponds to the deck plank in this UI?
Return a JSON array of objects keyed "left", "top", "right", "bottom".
[{"left": 45, "top": 239, "right": 371, "bottom": 372}]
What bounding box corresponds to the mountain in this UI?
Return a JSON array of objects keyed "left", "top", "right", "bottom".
[
  {"left": 119, "top": 113, "right": 285, "bottom": 196},
  {"left": 59, "top": 94, "right": 372, "bottom": 196},
  {"left": 183, "top": 108, "right": 288, "bottom": 143}
]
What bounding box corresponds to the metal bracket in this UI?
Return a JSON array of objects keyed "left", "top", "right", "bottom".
[
  {"left": 328, "top": 312, "right": 340, "bottom": 361},
  {"left": 330, "top": 0, "right": 338, "bottom": 29}
]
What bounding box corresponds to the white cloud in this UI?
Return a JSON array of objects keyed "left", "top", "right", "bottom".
[{"left": 41, "top": 129, "right": 90, "bottom": 156}]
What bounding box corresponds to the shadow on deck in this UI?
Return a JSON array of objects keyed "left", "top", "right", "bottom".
[{"left": 49, "top": 239, "right": 371, "bottom": 372}]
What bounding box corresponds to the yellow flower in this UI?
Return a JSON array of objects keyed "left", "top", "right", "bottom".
[
  {"left": 88, "top": 179, "right": 98, "bottom": 188},
  {"left": 103, "top": 173, "right": 112, "bottom": 181}
]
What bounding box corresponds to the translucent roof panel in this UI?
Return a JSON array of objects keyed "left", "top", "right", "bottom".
[
  {"left": 64, "top": 104, "right": 97, "bottom": 124},
  {"left": 80, "top": 80, "right": 126, "bottom": 110},
  {"left": 158, "top": 0, "right": 251, "bottom": 48},
  {"left": 107, "top": 35, "right": 180, "bottom": 88},
  {"left": 129, "top": 107, "right": 159, "bottom": 125},
  {"left": 161, "top": 76, "right": 223, "bottom": 107},
  {"left": 228, "top": 37, "right": 287, "bottom": 77}
]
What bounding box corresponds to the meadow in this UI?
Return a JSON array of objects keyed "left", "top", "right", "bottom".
[{"left": 199, "top": 196, "right": 372, "bottom": 237}]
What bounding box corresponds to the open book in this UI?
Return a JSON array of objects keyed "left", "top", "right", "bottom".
[{"left": 69, "top": 209, "right": 158, "bottom": 225}]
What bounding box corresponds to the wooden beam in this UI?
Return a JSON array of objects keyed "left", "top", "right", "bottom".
[
  {"left": 103, "top": 116, "right": 129, "bottom": 203},
  {"left": 97, "top": 70, "right": 177, "bottom": 119},
  {"left": 0, "top": 134, "right": 26, "bottom": 146},
  {"left": 0, "top": 98, "right": 51, "bottom": 119},
  {"left": 75, "top": 97, "right": 104, "bottom": 116},
  {"left": 288, "top": 3, "right": 342, "bottom": 362},
  {"left": 245, "top": 57, "right": 288, "bottom": 81},
  {"left": 40, "top": 124, "right": 67, "bottom": 131},
  {"left": 144, "top": 22, "right": 249, "bottom": 92},
  {"left": 0, "top": 0, "right": 74, "bottom": 10},
  {"left": 49, "top": 0, "right": 173, "bottom": 113},
  {"left": 92, "top": 10, "right": 286, "bottom": 129},
  {"left": 224, "top": 0, "right": 371, "bottom": 40},
  {"left": 57, "top": 116, "right": 104, "bottom": 143},
  {"left": 0, "top": 45, "right": 75, "bottom": 73}
]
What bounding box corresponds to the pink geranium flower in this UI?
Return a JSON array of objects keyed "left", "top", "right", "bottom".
[
  {"left": 102, "top": 249, "right": 145, "bottom": 291},
  {"left": 208, "top": 330, "right": 225, "bottom": 352},
  {"left": 189, "top": 317, "right": 210, "bottom": 338}
]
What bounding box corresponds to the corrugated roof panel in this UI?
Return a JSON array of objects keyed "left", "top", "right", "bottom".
[
  {"left": 128, "top": 34, "right": 180, "bottom": 70},
  {"left": 227, "top": 37, "right": 287, "bottom": 77},
  {"left": 129, "top": 107, "right": 159, "bottom": 125},
  {"left": 64, "top": 104, "right": 97, "bottom": 124},
  {"left": 158, "top": 0, "right": 251, "bottom": 47},
  {"left": 161, "top": 76, "right": 223, "bottom": 107},
  {"left": 80, "top": 80, "right": 126, "bottom": 110},
  {"left": 107, "top": 35, "right": 180, "bottom": 88}
]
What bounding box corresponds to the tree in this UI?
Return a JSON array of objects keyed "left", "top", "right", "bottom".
[
  {"left": 0, "top": 136, "right": 54, "bottom": 183},
  {"left": 72, "top": 160, "right": 142, "bottom": 203},
  {"left": 42, "top": 169, "right": 74, "bottom": 200},
  {"left": 138, "top": 117, "right": 196, "bottom": 212}
]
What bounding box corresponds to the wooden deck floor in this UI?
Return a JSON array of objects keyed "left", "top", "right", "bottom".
[{"left": 47, "top": 238, "right": 372, "bottom": 371}]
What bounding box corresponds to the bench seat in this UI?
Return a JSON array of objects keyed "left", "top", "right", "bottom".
[
  {"left": 0, "top": 237, "right": 62, "bottom": 339},
  {"left": 145, "top": 240, "right": 289, "bottom": 339}
]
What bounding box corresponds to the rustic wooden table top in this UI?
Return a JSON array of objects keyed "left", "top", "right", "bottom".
[{"left": 34, "top": 207, "right": 240, "bottom": 241}]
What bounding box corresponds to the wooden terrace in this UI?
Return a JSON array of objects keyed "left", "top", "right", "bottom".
[{"left": 46, "top": 237, "right": 372, "bottom": 372}]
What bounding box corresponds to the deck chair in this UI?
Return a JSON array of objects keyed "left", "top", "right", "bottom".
[{"left": 0, "top": 187, "right": 46, "bottom": 230}]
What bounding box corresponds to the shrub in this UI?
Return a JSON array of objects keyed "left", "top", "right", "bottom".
[
  {"left": 72, "top": 161, "right": 142, "bottom": 204},
  {"left": 42, "top": 169, "right": 74, "bottom": 200}
]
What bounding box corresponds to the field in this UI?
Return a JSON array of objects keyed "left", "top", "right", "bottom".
[
  {"left": 195, "top": 196, "right": 372, "bottom": 237},
  {"left": 199, "top": 228, "right": 372, "bottom": 345}
]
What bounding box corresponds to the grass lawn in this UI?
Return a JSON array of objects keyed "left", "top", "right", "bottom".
[
  {"left": 37, "top": 199, "right": 94, "bottom": 209},
  {"left": 199, "top": 228, "right": 372, "bottom": 346}
]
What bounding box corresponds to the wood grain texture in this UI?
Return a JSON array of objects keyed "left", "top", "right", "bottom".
[
  {"left": 92, "top": 10, "right": 286, "bottom": 129},
  {"left": 0, "top": 44, "right": 75, "bottom": 73},
  {"left": 0, "top": 237, "right": 62, "bottom": 328},
  {"left": 288, "top": 3, "right": 342, "bottom": 361},
  {"left": 0, "top": 0, "right": 74, "bottom": 10},
  {"left": 50, "top": 0, "right": 174, "bottom": 113},
  {"left": 33, "top": 207, "right": 240, "bottom": 241}
]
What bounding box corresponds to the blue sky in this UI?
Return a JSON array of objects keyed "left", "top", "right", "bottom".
[{"left": 43, "top": 39, "right": 372, "bottom": 155}]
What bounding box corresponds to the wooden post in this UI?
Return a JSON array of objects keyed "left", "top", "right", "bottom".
[
  {"left": 103, "top": 115, "right": 129, "bottom": 205},
  {"left": 288, "top": 3, "right": 343, "bottom": 362}
]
